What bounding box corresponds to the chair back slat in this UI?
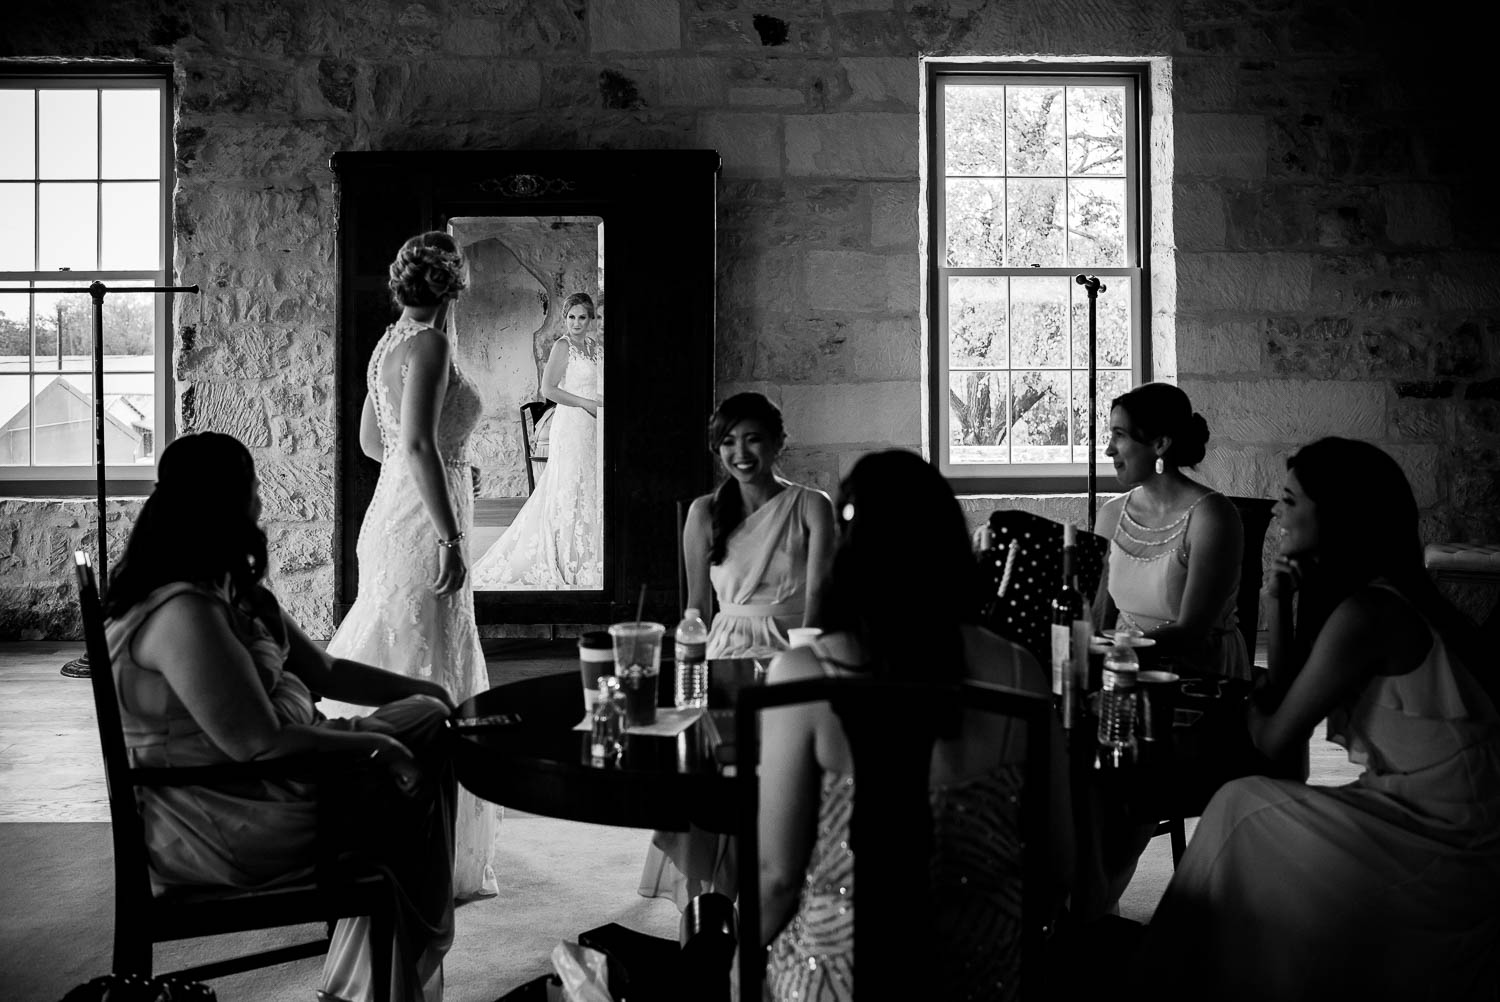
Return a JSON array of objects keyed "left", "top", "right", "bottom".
[
  {"left": 73, "top": 552, "right": 156, "bottom": 920},
  {"left": 737, "top": 676, "right": 1052, "bottom": 1001}
]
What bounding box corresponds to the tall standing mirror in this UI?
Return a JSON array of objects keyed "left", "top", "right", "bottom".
[{"left": 333, "top": 151, "right": 719, "bottom": 628}]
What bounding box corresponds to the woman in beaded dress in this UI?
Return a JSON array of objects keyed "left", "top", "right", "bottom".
[
  {"left": 471, "top": 292, "right": 603, "bottom": 590},
  {"left": 1093, "top": 382, "right": 1249, "bottom": 681},
  {"left": 758, "top": 451, "right": 1072, "bottom": 1002},
  {"left": 320, "top": 231, "right": 499, "bottom": 900},
  {"left": 1135, "top": 439, "right": 1500, "bottom": 999}
]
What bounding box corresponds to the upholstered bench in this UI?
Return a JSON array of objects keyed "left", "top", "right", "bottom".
[{"left": 1425, "top": 543, "right": 1500, "bottom": 582}]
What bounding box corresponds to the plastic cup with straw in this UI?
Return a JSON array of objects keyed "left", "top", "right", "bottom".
[{"left": 609, "top": 584, "right": 662, "bottom": 728}]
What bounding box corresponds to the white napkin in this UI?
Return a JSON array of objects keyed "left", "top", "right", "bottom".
[{"left": 572, "top": 707, "right": 703, "bottom": 736}]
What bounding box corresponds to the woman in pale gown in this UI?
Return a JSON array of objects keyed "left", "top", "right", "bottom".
[
  {"left": 1135, "top": 438, "right": 1500, "bottom": 1000},
  {"left": 105, "top": 433, "right": 458, "bottom": 1002},
  {"left": 321, "top": 231, "right": 498, "bottom": 899},
  {"left": 759, "top": 450, "right": 1073, "bottom": 1002},
  {"left": 638, "top": 392, "right": 836, "bottom": 907},
  {"left": 471, "top": 292, "right": 602, "bottom": 590}
]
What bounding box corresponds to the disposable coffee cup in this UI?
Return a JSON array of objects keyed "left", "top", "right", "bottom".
[
  {"left": 786, "top": 627, "right": 822, "bottom": 648},
  {"left": 1137, "top": 670, "right": 1180, "bottom": 742},
  {"left": 609, "top": 622, "right": 664, "bottom": 728},
  {"left": 579, "top": 631, "right": 614, "bottom": 713}
]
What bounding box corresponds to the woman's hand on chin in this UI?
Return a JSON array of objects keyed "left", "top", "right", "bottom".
[{"left": 1264, "top": 553, "right": 1303, "bottom": 600}]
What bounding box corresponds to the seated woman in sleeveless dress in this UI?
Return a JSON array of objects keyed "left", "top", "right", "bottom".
[
  {"left": 1134, "top": 439, "right": 1500, "bottom": 1001},
  {"left": 639, "top": 392, "right": 836, "bottom": 907},
  {"left": 104, "top": 433, "right": 459, "bottom": 1002},
  {"left": 1093, "top": 382, "right": 1249, "bottom": 681},
  {"left": 758, "top": 450, "right": 1073, "bottom": 1002}
]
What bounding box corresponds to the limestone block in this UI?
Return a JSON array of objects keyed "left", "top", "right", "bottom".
[
  {"left": 439, "top": 2, "right": 588, "bottom": 57},
  {"left": 542, "top": 64, "right": 604, "bottom": 108},
  {"left": 1390, "top": 398, "right": 1451, "bottom": 442},
  {"left": 1383, "top": 444, "right": 1443, "bottom": 509},
  {"left": 1189, "top": 379, "right": 1384, "bottom": 444},
  {"left": 183, "top": 325, "right": 334, "bottom": 382},
  {"left": 697, "top": 113, "right": 782, "bottom": 178},
  {"left": 830, "top": 0, "right": 897, "bottom": 11},
  {"left": 1176, "top": 252, "right": 1313, "bottom": 313},
  {"left": 725, "top": 313, "right": 920, "bottom": 383},
  {"left": 723, "top": 247, "right": 804, "bottom": 309},
  {"left": 179, "top": 59, "right": 307, "bottom": 117},
  {"left": 590, "top": 0, "right": 681, "bottom": 52},
  {"left": 775, "top": 447, "right": 843, "bottom": 495},
  {"left": 177, "top": 184, "right": 334, "bottom": 258},
  {"left": 840, "top": 57, "right": 918, "bottom": 108},
  {"left": 806, "top": 250, "right": 915, "bottom": 312},
  {"left": 1172, "top": 57, "right": 1236, "bottom": 113},
  {"left": 1262, "top": 316, "right": 1426, "bottom": 381},
  {"left": 950, "top": 0, "right": 1176, "bottom": 55},
  {"left": 264, "top": 379, "right": 335, "bottom": 455},
  {"left": 368, "top": 60, "right": 541, "bottom": 116},
  {"left": 1449, "top": 447, "right": 1500, "bottom": 515},
  {"left": 272, "top": 567, "right": 334, "bottom": 639},
  {"left": 1429, "top": 254, "right": 1500, "bottom": 313},
  {"left": 1175, "top": 182, "right": 1226, "bottom": 250},
  {"left": 1193, "top": 445, "right": 1292, "bottom": 501},
  {"left": 1457, "top": 401, "right": 1500, "bottom": 440},
  {"left": 728, "top": 86, "right": 806, "bottom": 108},
  {"left": 1174, "top": 318, "right": 1260, "bottom": 375},
  {"left": 1432, "top": 320, "right": 1487, "bottom": 380},
  {"left": 833, "top": 13, "right": 915, "bottom": 56},
  {"left": 870, "top": 182, "right": 918, "bottom": 248},
  {"left": 1224, "top": 185, "right": 1315, "bottom": 250},
  {"left": 654, "top": 57, "right": 730, "bottom": 106},
  {"left": 786, "top": 113, "right": 918, "bottom": 179},
  {"left": 181, "top": 381, "right": 271, "bottom": 447},
  {"left": 265, "top": 522, "right": 334, "bottom": 576},
  {"left": 719, "top": 180, "right": 865, "bottom": 247},
  {"left": 175, "top": 118, "right": 354, "bottom": 181},
  {"left": 780, "top": 381, "right": 920, "bottom": 447},
  {"left": 257, "top": 458, "right": 334, "bottom": 522},
  {"left": 193, "top": 256, "right": 335, "bottom": 326},
  {"left": 689, "top": 11, "right": 833, "bottom": 53},
  {"left": 1306, "top": 253, "right": 1426, "bottom": 314}
]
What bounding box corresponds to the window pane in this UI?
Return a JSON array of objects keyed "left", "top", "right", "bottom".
[
  {"left": 101, "top": 89, "right": 160, "bottom": 179},
  {"left": 1006, "top": 86, "right": 1064, "bottom": 176},
  {"left": 101, "top": 182, "right": 160, "bottom": 270},
  {"left": 944, "top": 85, "right": 1006, "bottom": 176},
  {"left": 1010, "top": 276, "right": 1069, "bottom": 368},
  {"left": 948, "top": 277, "right": 1008, "bottom": 368},
  {"left": 1071, "top": 277, "right": 1132, "bottom": 368},
  {"left": 949, "top": 371, "right": 1008, "bottom": 465},
  {"left": 1009, "top": 370, "right": 1069, "bottom": 463},
  {"left": 1006, "top": 179, "right": 1065, "bottom": 266},
  {"left": 38, "top": 90, "right": 97, "bottom": 180},
  {"left": 32, "top": 373, "right": 92, "bottom": 465},
  {"left": 0, "top": 184, "right": 35, "bottom": 270},
  {"left": 1072, "top": 369, "right": 1131, "bottom": 462},
  {"left": 0, "top": 90, "right": 36, "bottom": 180},
  {"left": 944, "top": 178, "right": 1005, "bottom": 267},
  {"left": 38, "top": 183, "right": 98, "bottom": 271},
  {"left": 0, "top": 282, "right": 29, "bottom": 361},
  {"left": 0, "top": 374, "right": 30, "bottom": 465},
  {"left": 1067, "top": 86, "right": 1125, "bottom": 176},
  {"left": 1068, "top": 178, "right": 1126, "bottom": 267},
  {"left": 101, "top": 284, "right": 157, "bottom": 359},
  {"left": 34, "top": 283, "right": 92, "bottom": 371},
  {"left": 105, "top": 370, "right": 155, "bottom": 465}
]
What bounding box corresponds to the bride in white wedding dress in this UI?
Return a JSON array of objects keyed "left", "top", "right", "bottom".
[
  {"left": 321, "top": 231, "right": 499, "bottom": 900},
  {"left": 471, "top": 292, "right": 602, "bottom": 590}
]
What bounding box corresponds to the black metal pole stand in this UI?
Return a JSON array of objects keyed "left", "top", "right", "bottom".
[
  {"left": 1074, "top": 274, "right": 1107, "bottom": 530},
  {"left": 1, "top": 282, "right": 200, "bottom": 677}
]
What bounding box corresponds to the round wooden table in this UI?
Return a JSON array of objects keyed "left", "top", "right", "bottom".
[{"left": 449, "top": 662, "right": 760, "bottom": 834}]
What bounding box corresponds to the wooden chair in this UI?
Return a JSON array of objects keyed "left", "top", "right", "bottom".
[
  {"left": 736, "top": 676, "right": 1054, "bottom": 1001},
  {"left": 73, "top": 552, "right": 396, "bottom": 1000},
  {"left": 519, "top": 400, "right": 555, "bottom": 494}
]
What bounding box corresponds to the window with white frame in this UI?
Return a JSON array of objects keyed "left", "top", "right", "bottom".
[
  {"left": 928, "top": 65, "right": 1147, "bottom": 489},
  {"left": 0, "top": 72, "right": 170, "bottom": 491}
]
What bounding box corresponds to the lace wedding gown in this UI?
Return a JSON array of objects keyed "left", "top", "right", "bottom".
[
  {"left": 471, "top": 336, "right": 602, "bottom": 590},
  {"left": 321, "top": 315, "right": 500, "bottom": 900}
]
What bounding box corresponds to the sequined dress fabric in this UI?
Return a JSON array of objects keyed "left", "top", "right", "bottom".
[
  {"left": 322, "top": 316, "right": 499, "bottom": 899},
  {"left": 765, "top": 766, "right": 1025, "bottom": 1002},
  {"left": 471, "top": 337, "right": 602, "bottom": 589}
]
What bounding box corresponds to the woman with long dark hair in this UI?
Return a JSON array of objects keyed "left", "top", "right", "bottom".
[
  {"left": 638, "top": 391, "right": 836, "bottom": 906},
  {"left": 758, "top": 450, "right": 1072, "bottom": 1002},
  {"left": 106, "top": 432, "right": 459, "bottom": 1002},
  {"left": 1136, "top": 438, "right": 1500, "bottom": 999}
]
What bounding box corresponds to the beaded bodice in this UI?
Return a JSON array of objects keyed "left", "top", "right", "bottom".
[{"left": 369, "top": 317, "right": 483, "bottom": 468}]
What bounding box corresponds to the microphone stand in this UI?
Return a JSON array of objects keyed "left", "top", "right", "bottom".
[
  {"left": 1074, "top": 274, "right": 1107, "bottom": 529},
  {"left": 0, "top": 281, "right": 200, "bottom": 677}
]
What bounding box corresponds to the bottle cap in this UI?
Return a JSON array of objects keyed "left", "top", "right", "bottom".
[
  {"left": 579, "top": 630, "right": 611, "bottom": 650},
  {"left": 685, "top": 608, "right": 701, "bottom": 619}
]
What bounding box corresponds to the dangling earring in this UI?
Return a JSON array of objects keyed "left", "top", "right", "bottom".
[{"left": 1154, "top": 457, "right": 1165, "bottom": 476}]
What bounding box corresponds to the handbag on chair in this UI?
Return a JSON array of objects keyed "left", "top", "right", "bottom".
[{"left": 979, "top": 509, "right": 1109, "bottom": 668}]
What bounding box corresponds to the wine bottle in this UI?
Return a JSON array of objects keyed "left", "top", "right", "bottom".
[{"left": 1050, "top": 524, "right": 1085, "bottom": 728}]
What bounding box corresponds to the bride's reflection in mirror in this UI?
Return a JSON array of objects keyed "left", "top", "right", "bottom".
[{"left": 448, "top": 216, "right": 604, "bottom": 590}]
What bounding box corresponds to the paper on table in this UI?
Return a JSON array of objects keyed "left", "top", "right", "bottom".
[{"left": 572, "top": 707, "right": 704, "bottom": 736}]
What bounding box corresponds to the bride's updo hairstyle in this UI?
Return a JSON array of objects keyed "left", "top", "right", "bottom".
[
  {"left": 388, "top": 231, "right": 467, "bottom": 308},
  {"left": 106, "top": 432, "right": 269, "bottom": 617},
  {"left": 1110, "top": 381, "right": 1211, "bottom": 469},
  {"left": 558, "top": 291, "right": 596, "bottom": 323},
  {"left": 707, "top": 392, "right": 785, "bottom": 565}
]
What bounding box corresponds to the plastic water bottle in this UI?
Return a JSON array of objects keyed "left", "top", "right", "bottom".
[
  {"left": 674, "top": 608, "right": 709, "bottom": 709},
  {"left": 591, "top": 675, "right": 624, "bottom": 762},
  {"left": 1096, "top": 631, "right": 1139, "bottom": 768}
]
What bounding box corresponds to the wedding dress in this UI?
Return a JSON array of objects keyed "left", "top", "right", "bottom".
[
  {"left": 471, "top": 336, "right": 602, "bottom": 590},
  {"left": 322, "top": 315, "right": 499, "bottom": 900}
]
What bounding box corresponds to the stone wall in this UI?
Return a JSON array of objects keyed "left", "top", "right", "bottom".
[{"left": 4, "top": 0, "right": 1496, "bottom": 638}]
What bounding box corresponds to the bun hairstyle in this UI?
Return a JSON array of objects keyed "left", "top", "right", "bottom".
[
  {"left": 387, "top": 231, "right": 467, "bottom": 308},
  {"left": 105, "top": 432, "right": 269, "bottom": 617},
  {"left": 706, "top": 392, "right": 786, "bottom": 565},
  {"left": 1110, "top": 382, "right": 1210, "bottom": 468}
]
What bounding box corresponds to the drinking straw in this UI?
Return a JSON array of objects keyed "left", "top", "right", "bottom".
[{"left": 631, "top": 582, "right": 647, "bottom": 669}]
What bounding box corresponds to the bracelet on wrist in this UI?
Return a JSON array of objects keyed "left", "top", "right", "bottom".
[{"left": 436, "top": 530, "right": 466, "bottom": 549}]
